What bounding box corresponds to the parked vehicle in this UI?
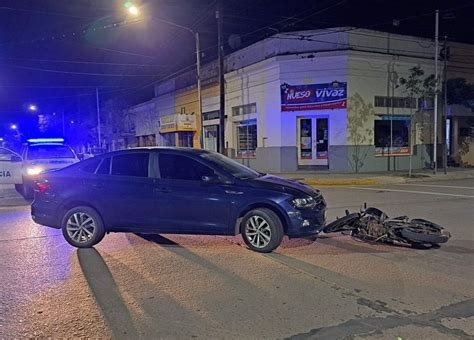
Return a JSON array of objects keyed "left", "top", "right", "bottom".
[
  {"left": 323, "top": 205, "right": 451, "bottom": 247},
  {"left": 17, "top": 138, "right": 79, "bottom": 199},
  {"left": 0, "top": 147, "right": 23, "bottom": 185},
  {"left": 31, "top": 147, "right": 326, "bottom": 252}
]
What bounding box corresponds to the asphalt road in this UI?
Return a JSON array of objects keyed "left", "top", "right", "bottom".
[{"left": 0, "top": 179, "right": 473, "bottom": 339}]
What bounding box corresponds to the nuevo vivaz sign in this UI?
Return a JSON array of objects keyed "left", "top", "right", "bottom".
[{"left": 281, "top": 82, "right": 347, "bottom": 111}]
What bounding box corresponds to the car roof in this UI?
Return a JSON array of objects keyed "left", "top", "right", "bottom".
[
  {"left": 28, "top": 143, "right": 67, "bottom": 147},
  {"left": 102, "top": 147, "right": 211, "bottom": 156}
]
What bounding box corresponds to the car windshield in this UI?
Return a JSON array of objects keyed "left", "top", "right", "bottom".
[
  {"left": 200, "top": 152, "right": 261, "bottom": 179},
  {"left": 27, "top": 144, "right": 75, "bottom": 160}
]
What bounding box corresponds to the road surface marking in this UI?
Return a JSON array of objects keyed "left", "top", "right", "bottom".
[
  {"left": 347, "top": 187, "right": 474, "bottom": 198},
  {"left": 394, "top": 184, "right": 474, "bottom": 190}
]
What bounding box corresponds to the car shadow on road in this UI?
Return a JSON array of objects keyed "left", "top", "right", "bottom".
[
  {"left": 133, "top": 233, "right": 270, "bottom": 297},
  {"left": 77, "top": 248, "right": 140, "bottom": 339}
]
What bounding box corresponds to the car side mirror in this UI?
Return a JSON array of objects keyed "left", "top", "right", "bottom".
[
  {"left": 10, "top": 155, "right": 22, "bottom": 162},
  {"left": 202, "top": 175, "right": 221, "bottom": 184}
]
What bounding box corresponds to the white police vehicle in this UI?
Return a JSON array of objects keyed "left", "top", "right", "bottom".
[
  {"left": 16, "top": 138, "right": 79, "bottom": 198},
  {"left": 0, "top": 147, "right": 23, "bottom": 185}
]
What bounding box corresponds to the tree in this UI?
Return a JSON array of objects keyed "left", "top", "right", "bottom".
[
  {"left": 398, "top": 66, "right": 436, "bottom": 176},
  {"left": 347, "top": 93, "right": 374, "bottom": 173}
]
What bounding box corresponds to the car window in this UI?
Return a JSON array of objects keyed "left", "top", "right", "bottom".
[
  {"left": 200, "top": 152, "right": 260, "bottom": 179},
  {"left": 159, "top": 153, "right": 214, "bottom": 181},
  {"left": 96, "top": 157, "right": 111, "bottom": 175},
  {"left": 0, "top": 148, "right": 17, "bottom": 162},
  {"left": 111, "top": 153, "right": 149, "bottom": 177},
  {"left": 26, "top": 144, "right": 75, "bottom": 160},
  {"left": 81, "top": 158, "right": 102, "bottom": 173}
]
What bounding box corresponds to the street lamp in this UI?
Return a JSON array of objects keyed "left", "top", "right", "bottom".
[
  {"left": 10, "top": 124, "right": 17, "bottom": 130},
  {"left": 124, "top": 1, "right": 140, "bottom": 16},
  {"left": 28, "top": 104, "right": 37, "bottom": 112},
  {"left": 125, "top": 3, "right": 203, "bottom": 148}
]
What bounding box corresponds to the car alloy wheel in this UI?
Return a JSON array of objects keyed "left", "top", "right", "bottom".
[
  {"left": 66, "top": 212, "right": 97, "bottom": 244},
  {"left": 245, "top": 215, "right": 272, "bottom": 249}
]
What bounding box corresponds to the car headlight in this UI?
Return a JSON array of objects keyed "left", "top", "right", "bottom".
[
  {"left": 292, "top": 196, "right": 316, "bottom": 209},
  {"left": 26, "top": 167, "right": 43, "bottom": 176}
]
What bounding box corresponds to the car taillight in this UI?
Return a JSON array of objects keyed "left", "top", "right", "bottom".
[{"left": 36, "top": 181, "right": 51, "bottom": 193}]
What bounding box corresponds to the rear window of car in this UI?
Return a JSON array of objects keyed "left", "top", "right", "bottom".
[
  {"left": 81, "top": 158, "right": 102, "bottom": 173},
  {"left": 111, "top": 153, "right": 149, "bottom": 177},
  {"left": 96, "top": 157, "right": 111, "bottom": 175},
  {"left": 27, "top": 144, "right": 75, "bottom": 160}
]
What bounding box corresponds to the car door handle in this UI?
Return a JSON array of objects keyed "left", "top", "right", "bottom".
[
  {"left": 154, "top": 187, "right": 171, "bottom": 193},
  {"left": 225, "top": 190, "right": 243, "bottom": 195}
]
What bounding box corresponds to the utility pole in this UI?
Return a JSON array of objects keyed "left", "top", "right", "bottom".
[
  {"left": 217, "top": 0, "right": 226, "bottom": 154},
  {"left": 433, "top": 9, "right": 439, "bottom": 174},
  {"left": 443, "top": 35, "right": 448, "bottom": 175},
  {"left": 195, "top": 31, "right": 203, "bottom": 149},
  {"left": 96, "top": 87, "right": 101, "bottom": 149}
]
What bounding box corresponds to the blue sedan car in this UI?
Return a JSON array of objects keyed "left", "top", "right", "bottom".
[{"left": 31, "top": 148, "right": 326, "bottom": 253}]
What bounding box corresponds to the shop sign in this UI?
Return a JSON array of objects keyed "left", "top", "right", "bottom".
[
  {"left": 159, "top": 114, "right": 177, "bottom": 133},
  {"left": 281, "top": 82, "right": 347, "bottom": 111},
  {"left": 159, "top": 113, "right": 196, "bottom": 133},
  {"left": 375, "top": 147, "right": 411, "bottom": 156},
  {"left": 177, "top": 112, "right": 196, "bottom": 131}
]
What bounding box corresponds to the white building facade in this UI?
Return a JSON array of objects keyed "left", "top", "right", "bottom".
[{"left": 132, "top": 28, "right": 474, "bottom": 172}]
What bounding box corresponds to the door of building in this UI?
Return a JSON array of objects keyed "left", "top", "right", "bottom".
[
  {"left": 203, "top": 125, "right": 219, "bottom": 152},
  {"left": 297, "top": 117, "right": 329, "bottom": 166}
]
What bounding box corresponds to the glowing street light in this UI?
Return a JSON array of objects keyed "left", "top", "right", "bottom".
[
  {"left": 124, "top": 2, "right": 139, "bottom": 16},
  {"left": 10, "top": 124, "right": 18, "bottom": 130},
  {"left": 28, "top": 104, "right": 37, "bottom": 112},
  {"left": 128, "top": 5, "right": 139, "bottom": 16}
]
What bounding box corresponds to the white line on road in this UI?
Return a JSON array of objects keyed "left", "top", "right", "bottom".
[
  {"left": 394, "top": 184, "right": 474, "bottom": 190},
  {"left": 347, "top": 187, "right": 474, "bottom": 198}
]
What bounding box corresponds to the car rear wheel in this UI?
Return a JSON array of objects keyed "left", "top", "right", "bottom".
[
  {"left": 241, "top": 208, "right": 284, "bottom": 253},
  {"left": 61, "top": 206, "right": 105, "bottom": 248}
]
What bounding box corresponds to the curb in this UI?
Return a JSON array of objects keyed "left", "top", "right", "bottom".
[
  {"left": 300, "top": 171, "right": 474, "bottom": 187},
  {"left": 302, "top": 179, "right": 379, "bottom": 186}
]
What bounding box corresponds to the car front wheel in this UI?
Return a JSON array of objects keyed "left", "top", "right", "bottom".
[
  {"left": 61, "top": 206, "right": 105, "bottom": 248},
  {"left": 241, "top": 208, "right": 284, "bottom": 253}
]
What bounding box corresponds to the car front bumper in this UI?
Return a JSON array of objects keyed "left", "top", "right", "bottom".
[{"left": 284, "top": 201, "right": 326, "bottom": 238}]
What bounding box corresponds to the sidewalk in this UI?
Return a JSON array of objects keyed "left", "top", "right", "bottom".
[{"left": 275, "top": 167, "right": 474, "bottom": 186}]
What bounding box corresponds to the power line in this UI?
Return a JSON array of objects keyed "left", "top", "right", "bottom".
[
  {"left": 2, "top": 64, "right": 161, "bottom": 77},
  {"left": 0, "top": 6, "right": 96, "bottom": 19},
  {"left": 0, "top": 57, "right": 170, "bottom": 68},
  {"left": 0, "top": 85, "right": 126, "bottom": 89}
]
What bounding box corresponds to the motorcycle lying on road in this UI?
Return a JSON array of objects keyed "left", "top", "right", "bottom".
[{"left": 323, "top": 205, "right": 451, "bottom": 248}]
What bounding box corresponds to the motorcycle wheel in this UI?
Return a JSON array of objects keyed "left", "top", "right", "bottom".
[
  {"left": 323, "top": 213, "right": 360, "bottom": 233},
  {"left": 401, "top": 228, "right": 451, "bottom": 245}
]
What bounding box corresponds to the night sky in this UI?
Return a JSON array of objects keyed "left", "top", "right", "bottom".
[{"left": 0, "top": 0, "right": 473, "bottom": 137}]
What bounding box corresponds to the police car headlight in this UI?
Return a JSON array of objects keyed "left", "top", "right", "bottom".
[{"left": 26, "top": 167, "right": 43, "bottom": 176}]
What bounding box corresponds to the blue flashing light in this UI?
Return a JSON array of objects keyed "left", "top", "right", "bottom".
[{"left": 27, "top": 138, "right": 65, "bottom": 143}]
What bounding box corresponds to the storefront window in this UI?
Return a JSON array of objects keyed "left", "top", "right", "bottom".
[
  {"left": 236, "top": 119, "right": 257, "bottom": 158},
  {"left": 374, "top": 119, "right": 410, "bottom": 156},
  {"left": 178, "top": 132, "right": 194, "bottom": 147},
  {"left": 160, "top": 133, "right": 176, "bottom": 147}
]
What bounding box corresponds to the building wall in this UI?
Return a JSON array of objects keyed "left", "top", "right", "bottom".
[
  {"left": 131, "top": 28, "right": 473, "bottom": 172},
  {"left": 345, "top": 49, "right": 437, "bottom": 172},
  {"left": 175, "top": 88, "right": 201, "bottom": 148}
]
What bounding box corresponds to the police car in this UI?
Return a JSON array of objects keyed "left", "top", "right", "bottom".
[
  {"left": 16, "top": 138, "right": 79, "bottom": 198},
  {"left": 0, "top": 147, "right": 23, "bottom": 186}
]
